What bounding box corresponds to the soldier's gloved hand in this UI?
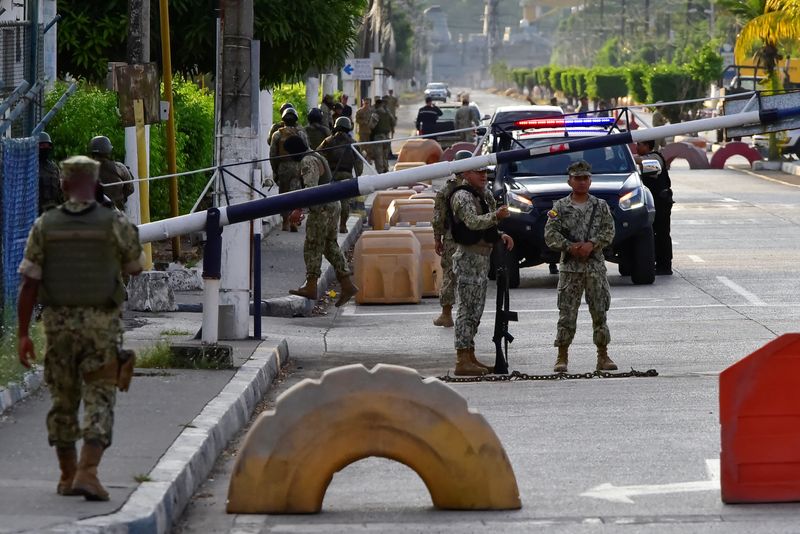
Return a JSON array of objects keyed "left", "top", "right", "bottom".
[
  {"left": 18, "top": 336, "right": 35, "bottom": 368},
  {"left": 496, "top": 206, "right": 511, "bottom": 220}
]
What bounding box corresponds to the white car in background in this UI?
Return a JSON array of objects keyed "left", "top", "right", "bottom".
[{"left": 424, "top": 82, "right": 450, "bottom": 102}]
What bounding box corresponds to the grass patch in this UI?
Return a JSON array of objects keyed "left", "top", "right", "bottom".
[
  {"left": 133, "top": 474, "right": 152, "bottom": 483},
  {"left": 0, "top": 319, "right": 45, "bottom": 389},
  {"left": 136, "top": 341, "right": 174, "bottom": 369},
  {"left": 160, "top": 328, "right": 192, "bottom": 336},
  {"left": 136, "top": 341, "right": 233, "bottom": 370}
]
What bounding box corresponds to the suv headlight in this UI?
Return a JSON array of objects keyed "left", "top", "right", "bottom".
[
  {"left": 619, "top": 187, "right": 645, "bottom": 210},
  {"left": 507, "top": 191, "right": 533, "bottom": 213}
]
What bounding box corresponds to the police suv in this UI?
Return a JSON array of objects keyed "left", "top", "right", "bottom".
[{"left": 492, "top": 117, "right": 657, "bottom": 287}]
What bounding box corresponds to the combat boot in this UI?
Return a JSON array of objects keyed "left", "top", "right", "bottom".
[
  {"left": 554, "top": 345, "right": 569, "bottom": 373},
  {"left": 56, "top": 446, "right": 80, "bottom": 496},
  {"left": 596, "top": 345, "right": 618, "bottom": 371},
  {"left": 289, "top": 276, "right": 318, "bottom": 300},
  {"left": 71, "top": 440, "right": 110, "bottom": 501},
  {"left": 432, "top": 305, "right": 454, "bottom": 327},
  {"left": 454, "top": 349, "right": 488, "bottom": 376},
  {"left": 281, "top": 216, "right": 290, "bottom": 232},
  {"left": 339, "top": 218, "right": 348, "bottom": 234},
  {"left": 335, "top": 274, "right": 359, "bottom": 307},
  {"left": 468, "top": 348, "right": 493, "bottom": 373}
]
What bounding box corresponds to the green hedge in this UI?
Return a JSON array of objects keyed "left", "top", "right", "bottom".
[
  {"left": 272, "top": 83, "right": 309, "bottom": 122},
  {"left": 623, "top": 64, "right": 648, "bottom": 103},
  {"left": 549, "top": 66, "right": 567, "bottom": 93},
  {"left": 586, "top": 68, "right": 628, "bottom": 101}
]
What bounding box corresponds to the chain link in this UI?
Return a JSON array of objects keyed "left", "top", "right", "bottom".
[{"left": 435, "top": 368, "right": 658, "bottom": 383}]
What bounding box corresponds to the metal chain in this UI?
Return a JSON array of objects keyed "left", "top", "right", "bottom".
[{"left": 435, "top": 368, "right": 658, "bottom": 383}]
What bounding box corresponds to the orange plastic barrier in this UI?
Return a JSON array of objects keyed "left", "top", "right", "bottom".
[
  {"left": 391, "top": 224, "right": 442, "bottom": 297},
  {"left": 397, "top": 139, "right": 443, "bottom": 164},
  {"left": 354, "top": 230, "right": 422, "bottom": 304},
  {"left": 719, "top": 333, "right": 800, "bottom": 503},
  {"left": 387, "top": 198, "right": 435, "bottom": 226},
  {"left": 369, "top": 189, "right": 415, "bottom": 230}
]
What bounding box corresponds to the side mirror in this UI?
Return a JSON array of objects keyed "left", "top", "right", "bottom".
[
  {"left": 476, "top": 126, "right": 487, "bottom": 136},
  {"left": 639, "top": 158, "right": 662, "bottom": 177},
  {"left": 482, "top": 114, "right": 491, "bottom": 121}
]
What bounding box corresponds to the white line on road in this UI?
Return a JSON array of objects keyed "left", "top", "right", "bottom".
[
  {"left": 717, "top": 276, "right": 767, "bottom": 306},
  {"left": 688, "top": 255, "right": 706, "bottom": 263}
]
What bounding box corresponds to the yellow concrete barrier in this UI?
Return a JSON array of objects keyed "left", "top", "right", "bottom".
[
  {"left": 370, "top": 189, "right": 415, "bottom": 230},
  {"left": 353, "top": 230, "right": 422, "bottom": 304},
  {"left": 227, "top": 364, "right": 521, "bottom": 514},
  {"left": 387, "top": 198, "right": 435, "bottom": 226}
]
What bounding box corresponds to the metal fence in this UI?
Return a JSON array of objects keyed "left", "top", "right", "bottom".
[{"left": 0, "top": 20, "right": 44, "bottom": 136}]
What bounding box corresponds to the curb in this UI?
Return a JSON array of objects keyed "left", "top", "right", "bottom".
[
  {"left": 0, "top": 368, "right": 44, "bottom": 414},
  {"left": 782, "top": 161, "right": 800, "bottom": 176},
  {"left": 47, "top": 339, "right": 290, "bottom": 534}
]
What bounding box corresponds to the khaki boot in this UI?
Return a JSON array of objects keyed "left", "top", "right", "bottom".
[
  {"left": 468, "top": 348, "right": 493, "bottom": 374},
  {"left": 432, "top": 305, "right": 454, "bottom": 327},
  {"left": 289, "top": 276, "right": 318, "bottom": 300},
  {"left": 554, "top": 345, "right": 569, "bottom": 373},
  {"left": 596, "top": 345, "right": 618, "bottom": 371},
  {"left": 454, "top": 349, "right": 488, "bottom": 376},
  {"left": 281, "top": 216, "right": 290, "bottom": 232},
  {"left": 335, "top": 274, "right": 359, "bottom": 307},
  {"left": 72, "top": 440, "right": 110, "bottom": 501},
  {"left": 56, "top": 446, "right": 80, "bottom": 496}
]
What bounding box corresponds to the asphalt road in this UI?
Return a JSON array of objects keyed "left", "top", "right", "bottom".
[{"left": 175, "top": 90, "right": 800, "bottom": 533}]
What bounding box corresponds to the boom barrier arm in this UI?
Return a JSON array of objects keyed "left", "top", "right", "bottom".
[{"left": 138, "top": 105, "right": 800, "bottom": 244}]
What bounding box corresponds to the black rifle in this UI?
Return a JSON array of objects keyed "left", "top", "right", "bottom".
[{"left": 492, "top": 185, "right": 518, "bottom": 375}]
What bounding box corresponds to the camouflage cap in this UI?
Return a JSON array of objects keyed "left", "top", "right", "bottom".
[
  {"left": 61, "top": 155, "right": 100, "bottom": 181},
  {"left": 567, "top": 159, "right": 592, "bottom": 176}
]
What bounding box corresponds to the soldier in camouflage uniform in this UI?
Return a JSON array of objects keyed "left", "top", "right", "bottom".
[
  {"left": 544, "top": 160, "right": 618, "bottom": 373},
  {"left": 284, "top": 136, "right": 359, "bottom": 307},
  {"left": 270, "top": 107, "right": 310, "bottom": 231},
  {"left": 268, "top": 102, "right": 295, "bottom": 141},
  {"left": 17, "top": 155, "right": 144, "bottom": 502},
  {"left": 305, "top": 108, "right": 330, "bottom": 150},
  {"left": 371, "top": 98, "right": 396, "bottom": 174},
  {"left": 449, "top": 155, "right": 513, "bottom": 376},
  {"left": 354, "top": 98, "right": 378, "bottom": 165},
  {"left": 432, "top": 150, "right": 473, "bottom": 328},
  {"left": 317, "top": 117, "right": 363, "bottom": 233},
  {"left": 38, "top": 132, "right": 63, "bottom": 214},
  {"left": 88, "top": 136, "right": 135, "bottom": 211}
]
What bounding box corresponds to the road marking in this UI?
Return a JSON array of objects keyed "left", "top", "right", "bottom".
[
  {"left": 717, "top": 276, "right": 767, "bottom": 306},
  {"left": 739, "top": 167, "right": 800, "bottom": 189},
  {"left": 688, "top": 255, "right": 706, "bottom": 263},
  {"left": 581, "top": 459, "right": 720, "bottom": 504},
  {"left": 715, "top": 197, "right": 741, "bottom": 203}
]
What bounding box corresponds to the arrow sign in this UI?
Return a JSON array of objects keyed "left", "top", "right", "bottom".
[
  {"left": 581, "top": 460, "right": 720, "bottom": 504},
  {"left": 343, "top": 64, "right": 354, "bottom": 75}
]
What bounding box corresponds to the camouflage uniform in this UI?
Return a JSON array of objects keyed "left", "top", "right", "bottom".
[
  {"left": 18, "top": 200, "right": 143, "bottom": 448},
  {"left": 270, "top": 126, "right": 310, "bottom": 220},
  {"left": 268, "top": 120, "right": 284, "bottom": 141},
  {"left": 318, "top": 131, "right": 363, "bottom": 228},
  {"left": 305, "top": 123, "right": 331, "bottom": 151},
  {"left": 432, "top": 176, "right": 462, "bottom": 307},
  {"left": 454, "top": 105, "right": 480, "bottom": 143},
  {"left": 299, "top": 153, "right": 349, "bottom": 278},
  {"left": 96, "top": 158, "right": 135, "bottom": 211},
  {"left": 544, "top": 194, "right": 615, "bottom": 347},
  {"left": 38, "top": 158, "right": 63, "bottom": 214},
  {"left": 371, "top": 106, "right": 396, "bottom": 173},
  {"left": 450, "top": 185, "right": 501, "bottom": 350}
]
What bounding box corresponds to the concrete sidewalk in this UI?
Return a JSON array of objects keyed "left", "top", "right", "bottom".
[{"left": 0, "top": 213, "right": 364, "bottom": 533}]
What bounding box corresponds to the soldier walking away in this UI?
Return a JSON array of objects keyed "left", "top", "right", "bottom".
[
  {"left": 355, "top": 98, "right": 378, "bottom": 164},
  {"left": 432, "top": 150, "right": 471, "bottom": 327},
  {"left": 16, "top": 155, "right": 144, "bottom": 501},
  {"left": 448, "top": 155, "right": 514, "bottom": 376},
  {"left": 270, "top": 107, "right": 309, "bottom": 231},
  {"left": 544, "top": 160, "right": 617, "bottom": 373},
  {"left": 454, "top": 96, "right": 481, "bottom": 143},
  {"left": 384, "top": 89, "right": 399, "bottom": 139},
  {"left": 305, "top": 108, "right": 331, "bottom": 151},
  {"left": 284, "top": 137, "right": 359, "bottom": 307},
  {"left": 320, "top": 94, "right": 336, "bottom": 130},
  {"left": 88, "top": 136, "right": 135, "bottom": 211},
  {"left": 269, "top": 102, "right": 295, "bottom": 141},
  {"left": 318, "top": 117, "right": 363, "bottom": 233},
  {"left": 371, "top": 98, "right": 396, "bottom": 174},
  {"left": 38, "top": 132, "right": 63, "bottom": 214},
  {"left": 415, "top": 96, "right": 443, "bottom": 136},
  {"left": 635, "top": 140, "right": 673, "bottom": 275}
]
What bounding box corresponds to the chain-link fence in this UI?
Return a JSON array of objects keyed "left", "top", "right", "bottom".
[{"left": 0, "top": 20, "right": 44, "bottom": 137}]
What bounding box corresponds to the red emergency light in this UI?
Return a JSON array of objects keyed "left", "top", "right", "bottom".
[{"left": 514, "top": 117, "right": 617, "bottom": 129}]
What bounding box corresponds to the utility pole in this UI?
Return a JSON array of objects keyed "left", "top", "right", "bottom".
[{"left": 486, "top": 0, "right": 499, "bottom": 67}]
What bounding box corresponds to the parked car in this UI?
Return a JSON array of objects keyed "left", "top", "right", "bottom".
[
  {"left": 421, "top": 101, "right": 483, "bottom": 149},
  {"left": 424, "top": 82, "right": 450, "bottom": 102},
  {"left": 491, "top": 127, "right": 657, "bottom": 287}
]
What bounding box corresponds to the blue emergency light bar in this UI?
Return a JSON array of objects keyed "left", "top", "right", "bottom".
[{"left": 514, "top": 117, "right": 617, "bottom": 129}]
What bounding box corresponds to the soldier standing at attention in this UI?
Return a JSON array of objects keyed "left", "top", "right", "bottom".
[
  {"left": 432, "top": 150, "right": 472, "bottom": 328},
  {"left": 355, "top": 98, "right": 377, "bottom": 164},
  {"left": 318, "top": 117, "right": 363, "bottom": 233},
  {"left": 285, "top": 137, "right": 359, "bottom": 307},
  {"left": 544, "top": 160, "right": 617, "bottom": 373},
  {"left": 17, "top": 155, "right": 144, "bottom": 501},
  {"left": 371, "top": 98, "right": 395, "bottom": 174},
  {"left": 305, "top": 108, "right": 331, "bottom": 150},
  {"left": 88, "top": 136, "right": 135, "bottom": 211},
  {"left": 37, "top": 131, "right": 63, "bottom": 214},
  {"left": 448, "top": 155, "right": 514, "bottom": 376},
  {"left": 270, "top": 107, "right": 309, "bottom": 231}
]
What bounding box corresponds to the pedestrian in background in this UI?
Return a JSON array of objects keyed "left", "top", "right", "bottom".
[
  {"left": 544, "top": 160, "right": 617, "bottom": 373},
  {"left": 371, "top": 98, "right": 395, "bottom": 173},
  {"left": 88, "top": 136, "right": 134, "bottom": 211},
  {"left": 454, "top": 96, "right": 480, "bottom": 143},
  {"left": 305, "top": 108, "right": 331, "bottom": 151},
  {"left": 415, "top": 96, "right": 442, "bottom": 136},
  {"left": 17, "top": 155, "right": 144, "bottom": 501},
  {"left": 448, "top": 155, "right": 514, "bottom": 376},
  {"left": 37, "top": 131, "right": 63, "bottom": 214}
]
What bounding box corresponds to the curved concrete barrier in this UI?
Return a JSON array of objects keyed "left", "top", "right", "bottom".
[
  {"left": 441, "top": 142, "right": 477, "bottom": 161},
  {"left": 660, "top": 142, "right": 710, "bottom": 169},
  {"left": 709, "top": 141, "right": 763, "bottom": 169},
  {"left": 398, "top": 139, "right": 444, "bottom": 165},
  {"left": 227, "top": 364, "right": 521, "bottom": 514}
]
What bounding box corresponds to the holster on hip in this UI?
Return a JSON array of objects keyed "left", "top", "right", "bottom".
[
  {"left": 116, "top": 349, "right": 136, "bottom": 392},
  {"left": 82, "top": 358, "right": 119, "bottom": 385}
]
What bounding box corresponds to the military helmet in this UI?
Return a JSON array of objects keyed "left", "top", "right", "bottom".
[
  {"left": 279, "top": 102, "right": 294, "bottom": 113},
  {"left": 454, "top": 150, "right": 473, "bottom": 161},
  {"left": 61, "top": 155, "right": 100, "bottom": 181},
  {"left": 567, "top": 159, "right": 592, "bottom": 176},
  {"left": 88, "top": 135, "right": 113, "bottom": 155},
  {"left": 307, "top": 107, "right": 323, "bottom": 123},
  {"left": 38, "top": 131, "right": 53, "bottom": 146},
  {"left": 334, "top": 116, "right": 352, "bottom": 131},
  {"left": 281, "top": 107, "right": 298, "bottom": 120}
]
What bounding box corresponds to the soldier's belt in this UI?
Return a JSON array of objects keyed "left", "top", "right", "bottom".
[{"left": 462, "top": 243, "right": 493, "bottom": 256}]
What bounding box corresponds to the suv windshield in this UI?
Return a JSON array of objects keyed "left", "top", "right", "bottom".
[
  {"left": 513, "top": 137, "right": 635, "bottom": 176},
  {"left": 427, "top": 83, "right": 447, "bottom": 89}
]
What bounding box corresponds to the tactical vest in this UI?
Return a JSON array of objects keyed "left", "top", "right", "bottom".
[
  {"left": 447, "top": 185, "right": 500, "bottom": 246},
  {"left": 373, "top": 109, "right": 393, "bottom": 135},
  {"left": 306, "top": 124, "right": 329, "bottom": 151},
  {"left": 311, "top": 153, "right": 332, "bottom": 185},
  {"left": 277, "top": 126, "right": 301, "bottom": 156},
  {"left": 324, "top": 133, "right": 357, "bottom": 174},
  {"left": 38, "top": 159, "right": 62, "bottom": 213},
  {"left": 39, "top": 204, "right": 124, "bottom": 308}
]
